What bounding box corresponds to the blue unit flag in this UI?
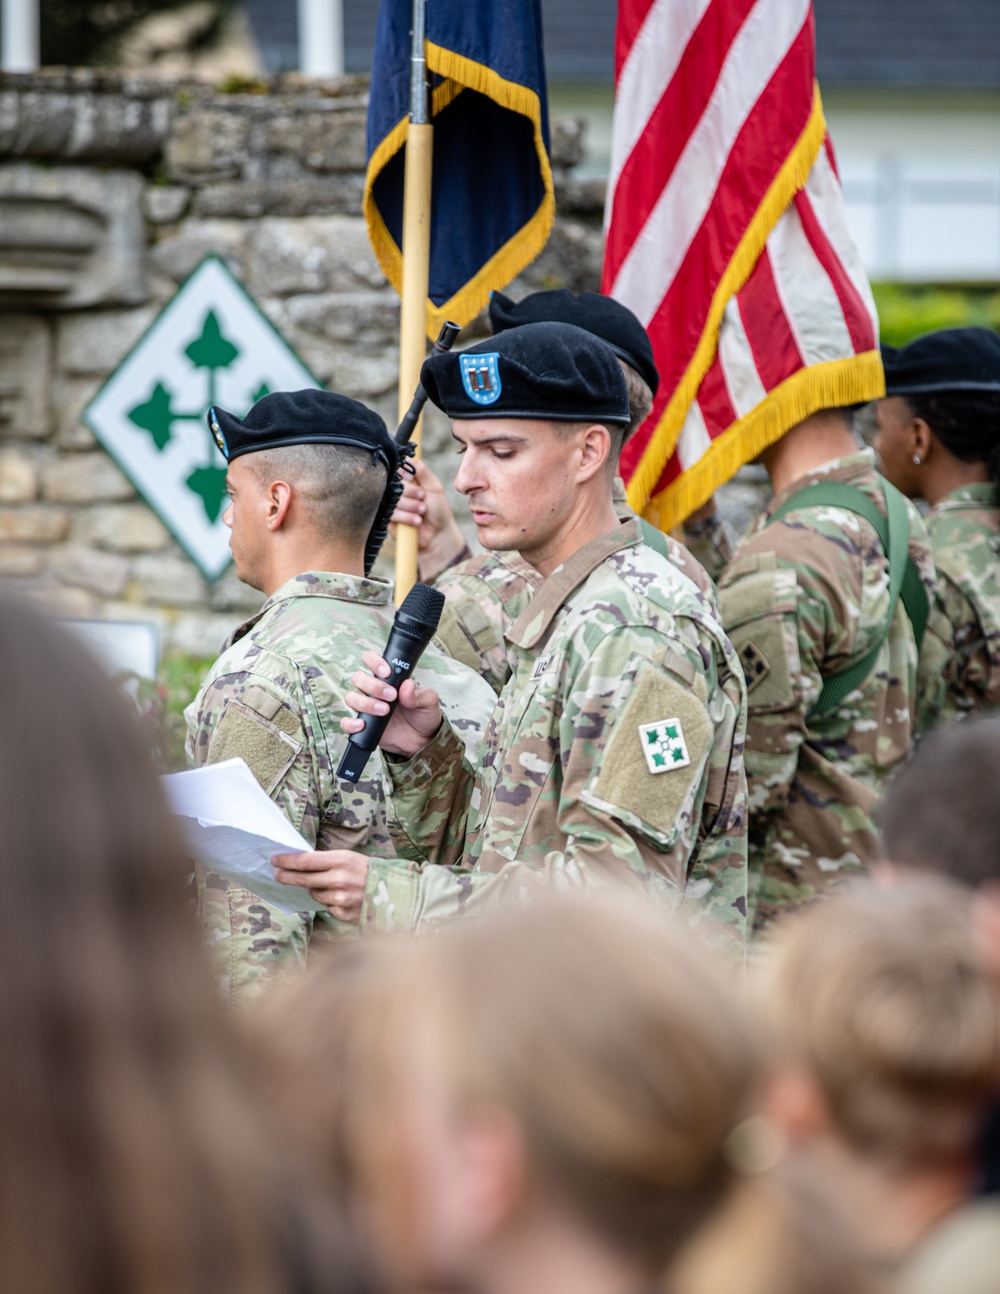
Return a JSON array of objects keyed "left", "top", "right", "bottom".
[{"left": 365, "top": 0, "right": 554, "bottom": 336}]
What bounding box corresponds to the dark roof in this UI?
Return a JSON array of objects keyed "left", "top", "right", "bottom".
[
  {"left": 814, "top": 0, "right": 1000, "bottom": 89},
  {"left": 242, "top": 0, "right": 1000, "bottom": 89}
]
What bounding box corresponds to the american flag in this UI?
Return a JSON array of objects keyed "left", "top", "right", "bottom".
[{"left": 602, "top": 0, "right": 884, "bottom": 532}]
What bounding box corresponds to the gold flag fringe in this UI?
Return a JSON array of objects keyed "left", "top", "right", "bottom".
[{"left": 638, "top": 349, "right": 886, "bottom": 533}]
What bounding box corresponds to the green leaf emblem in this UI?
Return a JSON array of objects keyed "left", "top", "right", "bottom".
[
  {"left": 128, "top": 381, "right": 176, "bottom": 450},
  {"left": 185, "top": 310, "right": 240, "bottom": 370},
  {"left": 186, "top": 464, "right": 230, "bottom": 523}
]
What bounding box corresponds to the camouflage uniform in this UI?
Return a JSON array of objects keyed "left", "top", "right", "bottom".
[
  {"left": 433, "top": 476, "right": 720, "bottom": 694},
  {"left": 716, "top": 449, "right": 938, "bottom": 932},
  {"left": 916, "top": 482, "right": 1000, "bottom": 729},
  {"left": 185, "top": 570, "right": 494, "bottom": 1007},
  {"left": 364, "top": 518, "right": 749, "bottom": 961},
  {"left": 683, "top": 511, "right": 736, "bottom": 585}
]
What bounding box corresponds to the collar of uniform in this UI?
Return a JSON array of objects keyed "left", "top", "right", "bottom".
[
  {"left": 763, "top": 447, "right": 877, "bottom": 518},
  {"left": 506, "top": 517, "right": 643, "bottom": 652},
  {"left": 934, "top": 481, "right": 999, "bottom": 511},
  {"left": 225, "top": 569, "right": 393, "bottom": 649}
]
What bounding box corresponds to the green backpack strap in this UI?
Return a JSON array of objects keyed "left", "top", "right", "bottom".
[
  {"left": 638, "top": 516, "right": 670, "bottom": 560},
  {"left": 767, "top": 479, "right": 928, "bottom": 715}
]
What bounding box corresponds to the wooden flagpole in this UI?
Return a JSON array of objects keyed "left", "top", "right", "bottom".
[{"left": 394, "top": 0, "right": 433, "bottom": 601}]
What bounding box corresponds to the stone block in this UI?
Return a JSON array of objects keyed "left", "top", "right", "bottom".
[
  {"left": 209, "top": 564, "right": 264, "bottom": 614},
  {"left": 0, "top": 544, "right": 45, "bottom": 576},
  {"left": 0, "top": 314, "right": 52, "bottom": 439},
  {"left": 56, "top": 307, "right": 157, "bottom": 377},
  {"left": 0, "top": 164, "right": 148, "bottom": 309},
  {"left": 244, "top": 216, "right": 385, "bottom": 299},
  {"left": 0, "top": 84, "right": 170, "bottom": 163},
  {"left": 41, "top": 453, "right": 134, "bottom": 504},
  {"left": 131, "top": 552, "right": 209, "bottom": 607},
  {"left": 167, "top": 611, "right": 241, "bottom": 658},
  {"left": 49, "top": 545, "right": 131, "bottom": 598},
  {"left": 0, "top": 447, "right": 38, "bottom": 502},
  {"left": 191, "top": 174, "right": 364, "bottom": 220},
  {"left": 0, "top": 505, "right": 70, "bottom": 543},
  {"left": 52, "top": 376, "right": 101, "bottom": 449},
  {"left": 144, "top": 184, "right": 190, "bottom": 224},
  {"left": 521, "top": 221, "right": 603, "bottom": 294},
  {"left": 328, "top": 349, "right": 399, "bottom": 399},
  {"left": 72, "top": 503, "right": 170, "bottom": 553},
  {"left": 165, "top": 110, "right": 250, "bottom": 180},
  {"left": 260, "top": 109, "right": 367, "bottom": 172},
  {"left": 280, "top": 291, "right": 400, "bottom": 347},
  {"left": 149, "top": 219, "right": 246, "bottom": 284}
]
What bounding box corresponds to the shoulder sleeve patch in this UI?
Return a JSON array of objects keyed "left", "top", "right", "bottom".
[
  {"left": 724, "top": 617, "right": 794, "bottom": 711},
  {"left": 207, "top": 697, "right": 303, "bottom": 795},
  {"left": 586, "top": 656, "right": 713, "bottom": 849}
]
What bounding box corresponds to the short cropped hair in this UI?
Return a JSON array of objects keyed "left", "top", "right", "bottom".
[
  {"left": 878, "top": 717, "right": 1000, "bottom": 886},
  {"left": 762, "top": 878, "right": 1000, "bottom": 1169},
  {"left": 249, "top": 443, "right": 387, "bottom": 546},
  {"left": 619, "top": 358, "right": 653, "bottom": 441}
]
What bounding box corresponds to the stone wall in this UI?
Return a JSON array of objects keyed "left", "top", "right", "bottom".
[{"left": 0, "top": 70, "right": 768, "bottom": 658}]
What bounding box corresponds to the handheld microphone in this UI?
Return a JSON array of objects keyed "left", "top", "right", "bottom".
[{"left": 337, "top": 581, "right": 446, "bottom": 783}]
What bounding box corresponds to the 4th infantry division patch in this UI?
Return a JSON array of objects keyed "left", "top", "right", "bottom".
[{"left": 638, "top": 718, "right": 690, "bottom": 774}]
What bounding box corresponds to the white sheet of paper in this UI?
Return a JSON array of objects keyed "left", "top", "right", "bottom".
[{"left": 163, "top": 758, "right": 325, "bottom": 915}]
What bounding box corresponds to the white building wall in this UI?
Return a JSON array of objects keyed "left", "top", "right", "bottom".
[{"left": 823, "top": 90, "right": 1000, "bottom": 282}]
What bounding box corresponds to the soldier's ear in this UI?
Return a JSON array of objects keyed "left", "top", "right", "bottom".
[
  {"left": 265, "top": 480, "right": 294, "bottom": 530},
  {"left": 911, "top": 416, "right": 934, "bottom": 464},
  {"left": 575, "top": 422, "right": 612, "bottom": 483}
]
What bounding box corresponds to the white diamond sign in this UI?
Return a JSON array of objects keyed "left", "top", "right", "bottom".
[{"left": 84, "top": 255, "right": 320, "bottom": 580}]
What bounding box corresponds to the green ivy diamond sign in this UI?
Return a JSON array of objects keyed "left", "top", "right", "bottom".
[{"left": 84, "top": 256, "right": 320, "bottom": 580}]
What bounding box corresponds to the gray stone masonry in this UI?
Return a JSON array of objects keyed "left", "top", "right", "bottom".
[{"left": 0, "top": 70, "right": 770, "bottom": 660}]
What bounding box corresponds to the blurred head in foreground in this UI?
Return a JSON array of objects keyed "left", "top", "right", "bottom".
[
  {"left": 760, "top": 878, "right": 1000, "bottom": 1268},
  {"left": 257, "top": 895, "right": 879, "bottom": 1294},
  {"left": 878, "top": 717, "right": 1000, "bottom": 888},
  {"left": 0, "top": 591, "right": 369, "bottom": 1294}
]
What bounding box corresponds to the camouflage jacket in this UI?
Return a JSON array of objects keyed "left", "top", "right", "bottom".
[
  {"left": 185, "top": 570, "right": 494, "bottom": 1007},
  {"left": 916, "top": 483, "right": 1000, "bottom": 729},
  {"left": 434, "top": 477, "right": 720, "bottom": 694},
  {"left": 716, "top": 450, "right": 938, "bottom": 933},
  {"left": 365, "top": 518, "right": 749, "bottom": 961},
  {"left": 682, "top": 511, "right": 736, "bottom": 585}
]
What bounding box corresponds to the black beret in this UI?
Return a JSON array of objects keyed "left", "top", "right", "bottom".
[
  {"left": 421, "top": 321, "right": 631, "bottom": 426},
  {"left": 882, "top": 327, "right": 1000, "bottom": 397},
  {"left": 208, "top": 389, "right": 401, "bottom": 472},
  {"left": 489, "top": 289, "right": 659, "bottom": 397}
]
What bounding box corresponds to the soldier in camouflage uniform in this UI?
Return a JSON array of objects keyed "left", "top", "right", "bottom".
[
  {"left": 874, "top": 328, "right": 1000, "bottom": 728},
  {"left": 393, "top": 290, "right": 721, "bottom": 694},
  {"left": 185, "top": 389, "right": 494, "bottom": 1006},
  {"left": 275, "top": 323, "right": 749, "bottom": 959},
  {"left": 712, "top": 408, "right": 939, "bottom": 933}
]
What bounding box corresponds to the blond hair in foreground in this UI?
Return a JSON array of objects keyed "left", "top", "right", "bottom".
[{"left": 257, "top": 895, "right": 882, "bottom": 1294}]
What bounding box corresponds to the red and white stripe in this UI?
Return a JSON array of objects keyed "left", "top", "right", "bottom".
[{"left": 602, "top": 0, "right": 880, "bottom": 515}]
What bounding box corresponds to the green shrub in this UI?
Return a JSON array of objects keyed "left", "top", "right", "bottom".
[{"left": 874, "top": 284, "right": 1000, "bottom": 347}]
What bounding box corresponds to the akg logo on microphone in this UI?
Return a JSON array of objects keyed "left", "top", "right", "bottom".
[{"left": 390, "top": 657, "right": 411, "bottom": 671}]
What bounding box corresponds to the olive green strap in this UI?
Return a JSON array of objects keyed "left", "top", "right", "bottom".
[{"left": 768, "top": 479, "right": 927, "bottom": 715}]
